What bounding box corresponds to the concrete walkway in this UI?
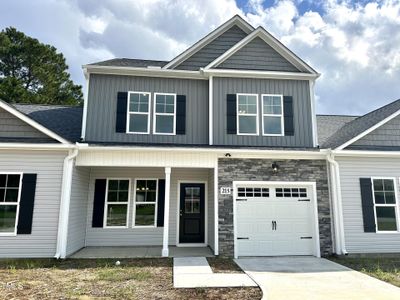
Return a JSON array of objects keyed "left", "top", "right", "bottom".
[
  {"left": 235, "top": 256, "right": 400, "bottom": 300},
  {"left": 173, "top": 257, "right": 257, "bottom": 288}
]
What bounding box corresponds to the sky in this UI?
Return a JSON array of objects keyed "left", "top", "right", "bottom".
[{"left": 1, "top": 0, "right": 400, "bottom": 115}]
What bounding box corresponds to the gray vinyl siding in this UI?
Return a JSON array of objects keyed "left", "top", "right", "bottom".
[
  {"left": 350, "top": 115, "right": 400, "bottom": 148},
  {"left": 66, "top": 166, "right": 90, "bottom": 256},
  {"left": 85, "top": 74, "right": 208, "bottom": 145},
  {"left": 213, "top": 77, "right": 314, "bottom": 147},
  {"left": 175, "top": 25, "right": 248, "bottom": 70},
  {"left": 217, "top": 37, "right": 300, "bottom": 72},
  {"left": 85, "top": 167, "right": 213, "bottom": 247},
  {"left": 337, "top": 156, "right": 400, "bottom": 253},
  {"left": 0, "top": 107, "right": 52, "bottom": 141},
  {"left": 0, "top": 150, "right": 66, "bottom": 258}
]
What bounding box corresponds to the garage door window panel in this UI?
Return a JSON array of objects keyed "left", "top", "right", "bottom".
[
  {"left": 237, "top": 187, "right": 269, "bottom": 198},
  {"left": 372, "top": 178, "right": 398, "bottom": 232}
]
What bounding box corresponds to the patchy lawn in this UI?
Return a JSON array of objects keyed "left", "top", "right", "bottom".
[
  {"left": 329, "top": 256, "right": 400, "bottom": 287},
  {"left": 0, "top": 258, "right": 261, "bottom": 300},
  {"left": 207, "top": 258, "right": 243, "bottom": 274}
]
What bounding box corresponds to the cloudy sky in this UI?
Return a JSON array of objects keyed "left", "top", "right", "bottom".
[{"left": 1, "top": 0, "right": 400, "bottom": 115}]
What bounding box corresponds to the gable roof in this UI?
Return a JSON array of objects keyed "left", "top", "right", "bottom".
[
  {"left": 89, "top": 58, "right": 168, "bottom": 68},
  {"left": 205, "top": 27, "right": 318, "bottom": 74},
  {"left": 321, "top": 99, "right": 400, "bottom": 149},
  {"left": 163, "top": 15, "right": 254, "bottom": 69}
]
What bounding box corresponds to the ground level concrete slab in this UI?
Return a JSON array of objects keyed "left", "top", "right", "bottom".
[{"left": 235, "top": 256, "right": 400, "bottom": 300}]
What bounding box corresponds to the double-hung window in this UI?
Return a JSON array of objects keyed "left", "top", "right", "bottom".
[
  {"left": 237, "top": 94, "right": 259, "bottom": 135},
  {"left": 154, "top": 93, "right": 176, "bottom": 135},
  {"left": 0, "top": 173, "right": 22, "bottom": 234},
  {"left": 372, "top": 178, "right": 398, "bottom": 232},
  {"left": 104, "top": 179, "right": 130, "bottom": 227},
  {"left": 134, "top": 179, "right": 158, "bottom": 227},
  {"left": 127, "top": 92, "right": 151, "bottom": 134},
  {"left": 262, "top": 94, "right": 284, "bottom": 136}
]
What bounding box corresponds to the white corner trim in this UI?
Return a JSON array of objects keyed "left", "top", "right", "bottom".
[
  {"left": 80, "top": 69, "right": 90, "bottom": 140},
  {"left": 163, "top": 15, "right": 254, "bottom": 69},
  {"left": 209, "top": 76, "right": 213, "bottom": 145},
  {"left": 309, "top": 80, "right": 318, "bottom": 147},
  {"left": 336, "top": 108, "right": 400, "bottom": 150},
  {"left": 213, "top": 160, "right": 219, "bottom": 255},
  {"left": 0, "top": 100, "right": 70, "bottom": 144},
  {"left": 162, "top": 167, "right": 172, "bottom": 257}
]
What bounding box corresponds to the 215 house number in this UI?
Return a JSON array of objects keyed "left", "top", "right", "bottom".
[{"left": 220, "top": 187, "right": 231, "bottom": 195}]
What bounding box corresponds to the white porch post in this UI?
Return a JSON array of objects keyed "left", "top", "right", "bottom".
[{"left": 162, "top": 167, "right": 171, "bottom": 257}]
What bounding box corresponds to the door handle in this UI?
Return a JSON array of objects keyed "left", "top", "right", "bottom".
[
  {"left": 275, "top": 221, "right": 277, "bottom": 230},
  {"left": 272, "top": 220, "right": 274, "bottom": 230},
  {"left": 271, "top": 221, "right": 277, "bottom": 230},
  {"left": 180, "top": 210, "right": 183, "bottom": 217}
]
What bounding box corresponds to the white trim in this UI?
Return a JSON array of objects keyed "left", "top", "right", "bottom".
[
  {"left": 0, "top": 143, "right": 74, "bottom": 150},
  {"left": 336, "top": 109, "right": 400, "bottom": 150},
  {"left": 371, "top": 177, "right": 400, "bottom": 233},
  {"left": 261, "top": 94, "right": 284, "bottom": 136},
  {"left": 153, "top": 93, "right": 176, "bottom": 135},
  {"left": 176, "top": 180, "right": 208, "bottom": 247},
  {"left": 162, "top": 167, "right": 171, "bottom": 257},
  {"left": 309, "top": 79, "right": 318, "bottom": 147},
  {"left": 80, "top": 69, "right": 90, "bottom": 140},
  {"left": 202, "top": 68, "right": 318, "bottom": 80},
  {"left": 163, "top": 15, "right": 254, "bottom": 69},
  {"left": 209, "top": 76, "right": 213, "bottom": 145},
  {"left": 126, "top": 91, "right": 151, "bottom": 134},
  {"left": 103, "top": 178, "right": 131, "bottom": 229},
  {"left": 204, "top": 27, "right": 318, "bottom": 74},
  {"left": 236, "top": 93, "right": 259, "bottom": 136},
  {"left": 0, "top": 172, "right": 23, "bottom": 237},
  {"left": 232, "top": 180, "right": 320, "bottom": 258},
  {"left": 213, "top": 161, "right": 219, "bottom": 255},
  {"left": 0, "top": 100, "right": 70, "bottom": 144},
  {"left": 132, "top": 178, "right": 158, "bottom": 228}
]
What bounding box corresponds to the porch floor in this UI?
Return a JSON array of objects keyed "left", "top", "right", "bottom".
[{"left": 69, "top": 246, "right": 214, "bottom": 259}]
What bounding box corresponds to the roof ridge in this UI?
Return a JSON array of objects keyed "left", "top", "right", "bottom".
[{"left": 317, "top": 114, "right": 359, "bottom": 117}]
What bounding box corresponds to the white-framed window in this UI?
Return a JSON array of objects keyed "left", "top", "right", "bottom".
[
  {"left": 262, "top": 94, "right": 284, "bottom": 136},
  {"left": 371, "top": 178, "right": 399, "bottom": 232},
  {"left": 237, "top": 93, "right": 259, "bottom": 135},
  {"left": 153, "top": 93, "right": 176, "bottom": 135},
  {"left": 133, "top": 179, "right": 158, "bottom": 227},
  {"left": 103, "top": 178, "right": 130, "bottom": 228},
  {"left": 127, "top": 91, "right": 151, "bottom": 134},
  {"left": 0, "top": 173, "right": 22, "bottom": 235}
]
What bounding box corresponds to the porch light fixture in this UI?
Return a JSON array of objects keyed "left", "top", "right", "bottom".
[
  {"left": 225, "top": 153, "right": 231, "bottom": 157},
  {"left": 272, "top": 162, "right": 279, "bottom": 173}
]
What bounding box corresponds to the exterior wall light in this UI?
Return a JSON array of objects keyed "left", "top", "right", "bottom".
[
  {"left": 272, "top": 162, "right": 279, "bottom": 172},
  {"left": 225, "top": 153, "right": 232, "bottom": 157}
]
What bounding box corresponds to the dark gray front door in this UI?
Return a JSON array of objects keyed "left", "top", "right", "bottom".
[{"left": 179, "top": 183, "right": 205, "bottom": 243}]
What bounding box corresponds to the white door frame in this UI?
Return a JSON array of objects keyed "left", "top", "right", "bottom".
[
  {"left": 232, "top": 180, "right": 321, "bottom": 258},
  {"left": 176, "top": 180, "right": 208, "bottom": 247}
]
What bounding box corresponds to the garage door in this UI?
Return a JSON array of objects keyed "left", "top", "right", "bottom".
[{"left": 236, "top": 184, "right": 316, "bottom": 257}]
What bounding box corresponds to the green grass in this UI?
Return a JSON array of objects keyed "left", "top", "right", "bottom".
[{"left": 329, "top": 256, "right": 400, "bottom": 287}]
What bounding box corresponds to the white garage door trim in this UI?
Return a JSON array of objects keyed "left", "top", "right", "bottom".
[{"left": 233, "top": 181, "right": 321, "bottom": 258}]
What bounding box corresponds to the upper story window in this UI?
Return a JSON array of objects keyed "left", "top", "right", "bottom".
[
  {"left": 372, "top": 178, "right": 398, "bottom": 232},
  {"left": 127, "top": 92, "right": 151, "bottom": 134},
  {"left": 237, "top": 94, "right": 259, "bottom": 135},
  {"left": 154, "top": 93, "right": 176, "bottom": 135},
  {"left": 0, "top": 173, "right": 22, "bottom": 234},
  {"left": 262, "top": 94, "right": 284, "bottom": 136}
]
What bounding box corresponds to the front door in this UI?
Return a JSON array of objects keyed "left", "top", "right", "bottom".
[{"left": 179, "top": 183, "right": 205, "bottom": 244}]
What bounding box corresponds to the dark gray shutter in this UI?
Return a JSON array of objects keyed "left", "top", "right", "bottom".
[
  {"left": 116, "top": 92, "right": 128, "bottom": 133},
  {"left": 157, "top": 179, "right": 166, "bottom": 227},
  {"left": 359, "top": 178, "right": 376, "bottom": 232},
  {"left": 17, "top": 174, "right": 37, "bottom": 234},
  {"left": 176, "top": 95, "right": 186, "bottom": 135},
  {"left": 92, "top": 179, "right": 107, "bottom": 228},
  {"left": 227, "top": 94, "right": 237, "bottom": 134},
  {"left": 283, "top": 96, "right": 294, "bottom": 136}
]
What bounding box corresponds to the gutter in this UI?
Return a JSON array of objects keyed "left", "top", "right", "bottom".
[
  {"left": 326, "top": 150, "right": 348, "bottom": 255},
  {"left": 54, "top": 148, "right": 79, "bottom": 259},
  {"left": 0, "top": 143, "right": 75, "bottom": 150}
]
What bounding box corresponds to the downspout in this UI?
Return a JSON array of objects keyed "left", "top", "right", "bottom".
[
  {"left": 327, "top": 150, "right": 348, "bottom": 255},
  {"left": 55, "top": 148, "right": 79, "bottom": 259}
]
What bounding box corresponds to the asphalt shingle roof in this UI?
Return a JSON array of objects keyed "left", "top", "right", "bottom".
[
  {"left": 13, "top": 104, "right": 83, "bottom": 142},
  {"left": 89, "top": 58, "right": 169, "bottom": 68},
  {"left": 317, "top": 115, "right": 358, "bottom": 147}
]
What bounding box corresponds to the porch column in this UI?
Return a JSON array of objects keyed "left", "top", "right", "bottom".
[{"left": 162, "top": 167, "right": 171, "bottom": 257}]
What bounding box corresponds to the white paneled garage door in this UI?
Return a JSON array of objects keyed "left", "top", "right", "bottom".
[{"left": 235, "top": 183, "right": 317, "bottom": 257}]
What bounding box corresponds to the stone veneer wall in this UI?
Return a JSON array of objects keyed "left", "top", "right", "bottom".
[{"left": 218, "top": 158, "right": 332, "bottom": 257}]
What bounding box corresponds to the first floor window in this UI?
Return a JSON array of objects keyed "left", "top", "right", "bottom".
[
  {"left": 372, "top": 178, "right": 398, "bottom": 231},
  {"left": 105, "top": 179, "right": 130, "bottom": 227},
  {"left": 128, "top": 92, "right": 151, "bottom": 133},
  {"left": 262, "top": 94, "right": 283, "bottom": 135},
  {"left": 134, "top": 179, "right": 157, "bottom": 226},
  {"left": 237, "top": 94, "right": 258, "bottom": 135},
  {"left": 154, "top": 93, "right": 176, "bottom": 134},
  {"left": 0, "top": 174, "right": 21, "bottom": 233}
]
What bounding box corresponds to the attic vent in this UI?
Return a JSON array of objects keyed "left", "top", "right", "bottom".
[{"left": 147, "top": 66, "right": 162, "bottom": 69}]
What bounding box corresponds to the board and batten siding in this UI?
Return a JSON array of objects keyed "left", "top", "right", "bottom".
[
  {"left": 212, "top": 77, "right": 314, "bottom": 147},
  {"left": 0, "top": 150, "right": 66, "bottom": 258},
  {"left": 217, "top": 37, "right": 300, "bottom": 72},
  {"left": 66, "top": 166, "right": 90, "bottom": 256},
  {"left": 337, "top": 156, "right": 400, "bottom": 253},
  {"left": 175, "top": 25, "right": 248, "bottom": 71},
  {"left": 85, "top": 74, "right": 209, "bottom": 145},
  {"left": 85, "top": 167, "right": 214, "bottom": 247}
]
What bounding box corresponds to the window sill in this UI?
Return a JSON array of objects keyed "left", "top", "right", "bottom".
[
  {"left": 262, "top": 133, "right": 284, "bottom": 137},
  {"left": 0, "top": 233, "right": 17, "bottom": 237},
  {"left": 237, "top": 133, "right": 259, "bottom": 136},
  {"left": 126, "top": 131, "right": 150, "bottom": 135}
]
